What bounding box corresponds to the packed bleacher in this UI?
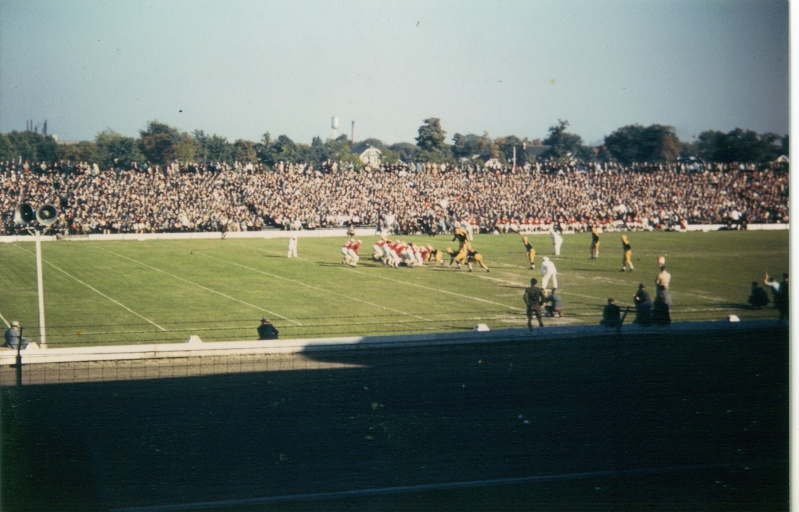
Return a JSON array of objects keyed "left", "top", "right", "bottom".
[{"left": 0, "top": 159, "right": 789, "bottom": 236}]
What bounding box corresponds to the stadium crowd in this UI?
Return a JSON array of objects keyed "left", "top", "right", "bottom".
[{"left": 0, "top": 159, "right": 789, "bottom": 236}]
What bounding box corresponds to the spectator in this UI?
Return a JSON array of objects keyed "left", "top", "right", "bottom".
[
  {"left": 747, "top": 281, "right": 770, "bottom": 310},
  {"left": 633, "top": 283, "right": 653, "bottom": 326},
  {"left": 600, "top": 298, "right": 622, "bottom": 328},
  {"left": 763, "top": 272, "right": 789, "bottom": 321},
  {"left": 257, "top": 318, "right": 279, "bottom": 340},
  {"left": 4, "top": 321, "right": 30, "bottom": 350},
  {"left": 653, "top": 266, "right": 673, "bottom": 325},
  {"left": 0, "top": 159, "right": 789, "bottom": 237}
]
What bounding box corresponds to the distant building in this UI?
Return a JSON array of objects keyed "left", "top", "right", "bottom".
[
  {"left": 358, "top": 146, "right": 382, "bottom": 167},
  {"left": 483, "top": 158, "right": 503, "bottom": 169}
]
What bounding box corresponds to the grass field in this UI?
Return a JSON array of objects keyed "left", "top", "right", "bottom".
[{"left": 0, "top": 229, "right": 790, "bottom": 347}]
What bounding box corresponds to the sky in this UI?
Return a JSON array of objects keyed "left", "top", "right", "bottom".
[{"left": 0, "top": 0, "right": 790, "bottom": 146}]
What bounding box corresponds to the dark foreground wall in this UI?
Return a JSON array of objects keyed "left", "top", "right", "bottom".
[{"left": 1, "top": 325, "right": 789, "bottom": 511}]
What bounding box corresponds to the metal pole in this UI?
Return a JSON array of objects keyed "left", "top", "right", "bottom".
[
  {"left": 16, "top": 326, "right": 23, "bottom": 386},
  {"left": 35, "top": 230, "right": 46, "bottom": 348}
]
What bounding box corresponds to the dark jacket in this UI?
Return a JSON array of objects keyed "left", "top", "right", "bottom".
[
  {"left": 601, "top": 303, "right": 622, "bottom": 327},
  {"left": 258, "top": 322, "right": 279, "bottom": 340}
]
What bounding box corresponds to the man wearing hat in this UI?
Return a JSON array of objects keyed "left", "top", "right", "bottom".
[
  {"left": 633, "top": 283, "right": 653, "bottom": 325},
  {"left": 257, "top": 318, "right": 279, "bottom": 340},
  {"left": 4, "top": 321, "right": 30, "bottom": 350}
]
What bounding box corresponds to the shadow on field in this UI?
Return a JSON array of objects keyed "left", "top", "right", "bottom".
[
  {"left": 1, "top": 325, "right": 789, "bottom": 511},
  {"left": 294, "top": 324, "right": 790, "bottom": 510}
]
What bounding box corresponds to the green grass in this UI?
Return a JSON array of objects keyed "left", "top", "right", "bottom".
[{"left": 0, "top": 229, "right": 789, "bottom": 347}]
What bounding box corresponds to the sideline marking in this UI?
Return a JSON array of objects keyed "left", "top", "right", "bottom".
[
  {"left": 174, "top": 244, "right": 733, "bottom": 322},
  {"left": 109, "top": 462, "right": 739, "bottom": 511},
  {"left": 12, "top": 244, "right": 167, "bottom": 331},
  {"left": 90, "top": 246, "right": 303, "bottom": 326},
  {"left": 551, "top": 256, "right": 734, "bottom": 304},
  {"left": 192, "top": 252, "right": 433, "bottom": 323},
  {"left": 240, "top": 240, "right": 725, "bottom": 311},
  {"left": 347, "top": 256, "right": 612, "bottom": 309}
]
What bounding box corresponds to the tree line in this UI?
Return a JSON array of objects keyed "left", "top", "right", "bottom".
[{"left": 0, "top": 118, "right": 788, "bottom": 171}]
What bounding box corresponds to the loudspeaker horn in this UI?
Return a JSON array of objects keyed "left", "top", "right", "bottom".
[
  {"left": 13, "top": 203, "right": 35, "bottom": 225},
  {"left": 36, "top": 204, "right": 58, "bottom": 226}
]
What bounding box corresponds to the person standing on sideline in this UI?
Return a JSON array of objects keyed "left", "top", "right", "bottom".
[
  {"left": 522, "top": 236, "right": 536, "bottom": 269},
  {"left": 764, "top": 272, "right": 789, "bottom": 321},
  {"left": 633, "top": 283, "right": 653, "bottom": 325},
  {"left": 620, "top": 234, "right": 634, "bottom": 271},
  {"left": 656, "top": 265, "right": 671, "bottom": 296},
  {"left": 540, "top": 256, "right": 558, "bottom": 290},
  {"left": 257, "top": 318, "right": 279, "bottom": 340},
  {"left": 600, "top": 298, "right": 622, "bottom": 327},
  {"left": 550, "top": 228, "right": 563, "bottom": 256},
  {"left": 287, "top": 236, "right": 298, "bottom": 258},
  {"left": 4, "top": 321, "right": 30, "bottom": 349},
  {"left": 747, "top": 281, "right": 770, "bottom": 310},
  {"left": 523, "top": 278, "right": 546, "bottom": 329},
  {"left": 653, "top": 265, "right": 672, "bottom": 325},
  {"left": 590, "top": 225, "right": 600, "bottom": 259}
]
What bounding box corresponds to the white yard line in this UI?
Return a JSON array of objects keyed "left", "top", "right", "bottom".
[
  {"left": 90, "top": 246, "right": 303, "bottom": 326},
  {"left": 348, "top": 255, "right": 727, "bottom": 313},
  {"left": 343, "top": 267, "right": 527, "bottom": 312},
  {"left": 246, "top": 242, "right": 527, "bottom": 310},
  {"left": 237, "top": 242, "right": 613, "bottom": 309},
  {"left": 192, "top": 252, "right": 434, "bottom": 323},
  {"left": 541, "top": 256, "right": 735, "bottom": 304},
  {"left": 468, "top": 263, "right": 721, "bottom": 309},
  {"left": 12, "top": 244, "right": 167, "bottom": 331}
]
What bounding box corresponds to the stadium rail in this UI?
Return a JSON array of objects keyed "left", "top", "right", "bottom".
[{"left": 0, "top": 319, "right": 784, "bottom": 368}]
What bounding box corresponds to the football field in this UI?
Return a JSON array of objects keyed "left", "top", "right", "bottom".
[{"left": 0, "top": 229, "right": 790, "bottom": 347}]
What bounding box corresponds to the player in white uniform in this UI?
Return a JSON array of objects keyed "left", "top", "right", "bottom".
[{"left": 540, "top": 256, "right": 558, "bottom": 289}]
